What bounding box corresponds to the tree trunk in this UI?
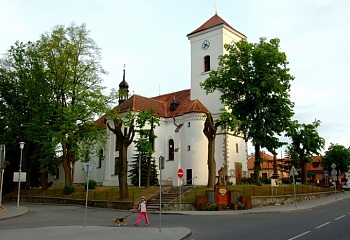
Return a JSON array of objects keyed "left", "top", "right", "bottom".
[
  {"left": 119, "top": 143, "right": 128, "bottom": 199},
  {"left": 207, "top": 137, "right": 216, "bottom": 188},
  {"left": 107, "top": 116, "right": 135, "bottom": 199},
  {"left": 254, "top": 145, "right": 261, "bottom": 183},
  {"left": 40, "top": 172, "right": 48, "bottom": 189},
  {"left": 146, "top": 156, "right": 151, "bottom": 188},
  {"left": 203, "top": 112, "right": 217, "bottom": 188},
  {"left": 301, "top": 160, "right": 307, "bottom": 183},
  {"left": 61, "top": 137, "right": 72, "bottom": 186}
]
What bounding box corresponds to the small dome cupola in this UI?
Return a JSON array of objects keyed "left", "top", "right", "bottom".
[
  {"left": 118, "top": 65, "right": 129, "bottom": 104},
  {"left": 170, "top": 98, "right": 180, "bottom": 111}
]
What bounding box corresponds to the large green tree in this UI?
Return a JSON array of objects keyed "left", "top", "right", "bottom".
[
  {"left": 201, "top": 38, "right": 295, "bottom": 183},
  {"left": 322, "top": 144, "right": 350, "bottom": 175},
  {"left": 0, "top": 23, "right": 110, "bottom": 188},
  {"left": 39, "top": 23, "right": 109, "bottom": 186},
  {"left": 0, "top": 41, "right": 58, "bottom": 189},
  {"left": 285, "top": 120, "right": 325, "bottom": 183}
]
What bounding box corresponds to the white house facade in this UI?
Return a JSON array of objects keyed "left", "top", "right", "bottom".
[{"left": 50, "top": 14, "right": 248, "bottom": 187}]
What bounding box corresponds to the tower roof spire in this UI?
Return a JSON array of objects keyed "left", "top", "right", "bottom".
[{"left": 119, "top": 64, "right": 129, "bottom": 89}]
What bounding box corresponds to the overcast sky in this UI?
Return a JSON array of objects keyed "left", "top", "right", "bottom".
[{"left": 1, "top": 0, "right": 349, "bottom": 155}]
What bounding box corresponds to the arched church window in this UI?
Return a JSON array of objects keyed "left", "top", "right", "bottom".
[
  {"left": 98, "top": 149, "right": 104, "bottom": 168},
  {"left": 169, "top": 139, "right": 174, "bottom": 161},
  {"left": 204, "top": 55, "right": 211, "bottom": 72}
]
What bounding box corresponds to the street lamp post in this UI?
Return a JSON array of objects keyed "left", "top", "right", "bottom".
[{"left": 17, "top": 142, "right": 25, "bottom": 208}]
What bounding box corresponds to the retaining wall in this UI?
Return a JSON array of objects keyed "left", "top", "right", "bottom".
[{"left": 251, "top": 191, "right": 338, "bottom": 207}]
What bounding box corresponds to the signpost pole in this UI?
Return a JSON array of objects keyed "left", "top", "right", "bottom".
[
  {"left": 290, "top": 166, "right": 298, "bottom": 209},
  {"left": 0, "top": 144, "right": 5, "bottom": 207},
  {"left": 177, "top": 168, "right": 184, "bottom": 212},
  {"left": 159, "top": 156, "right": 163, "bottom": 233},
  {"left": 82, "top": 162, "right": 95, "bottom": 227},
  {"left": 180, "top": 180, "right": 182, "bottom": 212},
  {"left": 17, "top": 142, "right": 25, "bottom": 208},
  {"left": 331, "top": 163, "right": 337, "bottom": 199},
  {"left": 293, "top": 175, "right": 297, "bottom": 209},
  {"left": 84, "top": 164, "right": 90, "bottom": 227}
]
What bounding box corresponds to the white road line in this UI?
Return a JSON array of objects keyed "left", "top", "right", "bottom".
[
  {"left": 335, "top": 215, "right": 346, "bottom": 220},
  {"left": 288, "top": 231, "right": 311, "bottom": 240},
  {"left": 315, "top": 222, "right": 331, "bottom": 229}
]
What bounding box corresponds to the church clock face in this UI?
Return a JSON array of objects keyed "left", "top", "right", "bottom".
[{"left": 202, "top": 40, "right": 210, "bottom": 50}]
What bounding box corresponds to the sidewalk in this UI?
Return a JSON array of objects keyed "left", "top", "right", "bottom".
[{"left": 1, "top": 191, "right": 349, "bottom": 240}]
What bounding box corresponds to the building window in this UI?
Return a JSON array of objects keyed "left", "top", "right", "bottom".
[
  {"left": 169, "top": 139, "right": 174, "bottom": 160},
  {"left": 98, "top": 149, "right": 104, "bottom": 168},
  {"left": 236, "top": 143, "right": 239, "bottom": 153},
  {"left": 262, "top": 173, "right": 267, "bottom": 179},
  {"left": 312, "top": 162, "right": 320, "bottom": 168},
  {"left": 204, "top": 55, "right": 210, "bottom": 72},
  {"left": 187, "top": 145, "right": 191, "bottom": 151},
  {"left": 187, "top": 122, "right": 190, "bottom": 128},
  {"left": 55, "top": 168, "right": 60, "bottom": 180},
  {"left": 114, "top": 157, "right": 119, "bottom": 175}
]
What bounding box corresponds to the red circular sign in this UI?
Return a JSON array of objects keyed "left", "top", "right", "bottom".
[{"left": 177, "top": 168, "right": 184, "bottom": 178}]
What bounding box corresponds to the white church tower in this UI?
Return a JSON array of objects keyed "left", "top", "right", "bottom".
[
  {"left": 187, "top": 14, "right": 248, "bottom": 184},
  {"left": 187, "top": 14, "right": 246, "bottom": 115}
]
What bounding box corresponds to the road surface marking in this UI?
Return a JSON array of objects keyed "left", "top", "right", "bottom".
[
  {"left": 335, "top": 215, "right": 346, "bottom": 220},
  {"left": 315, "top": 222, "right": 330, "bottom": 228},
  {"left": 288, "top": 231, "right": 311, "bottom": 240}
]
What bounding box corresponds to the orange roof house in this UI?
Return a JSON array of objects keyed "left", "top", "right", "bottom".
[{"left": 247, "top": 152, "right": 288, "bottom": 179}]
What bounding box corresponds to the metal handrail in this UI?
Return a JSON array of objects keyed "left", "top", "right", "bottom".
[
  {"left": 142, "top": 177, "right": 172, "bottom": 191},
  {"left": 180, "top": 176, "right": 197, "bottom": 186}
]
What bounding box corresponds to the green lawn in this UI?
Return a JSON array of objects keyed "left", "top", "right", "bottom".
[{"left": 8, "top": 184, "right": 331, "bottom": 203}]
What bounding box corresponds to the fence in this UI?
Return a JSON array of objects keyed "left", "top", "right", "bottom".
[{"left": 240, "top": 185, "right": 332, "bottom": 196}]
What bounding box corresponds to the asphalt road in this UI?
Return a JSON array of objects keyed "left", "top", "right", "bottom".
[{"left": 1, "top": 198, "right": 350, "bottom": 240}]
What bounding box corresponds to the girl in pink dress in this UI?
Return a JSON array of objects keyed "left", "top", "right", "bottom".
[{"left": 135, "top": 196, "right": 149, "bottom": 226}]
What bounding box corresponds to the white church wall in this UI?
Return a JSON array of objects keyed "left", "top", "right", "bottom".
[{"left": 180, "top": 114, "right": 208, "bottom": 186}]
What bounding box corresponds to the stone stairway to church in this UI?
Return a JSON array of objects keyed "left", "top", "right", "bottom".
[{"left": 147, "top": 185, "right": 196, "bottom": 211}]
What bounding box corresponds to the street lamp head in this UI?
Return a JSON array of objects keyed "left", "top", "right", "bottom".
[{"left": 19, "top": 142, "right": 25, "bottom": 150}]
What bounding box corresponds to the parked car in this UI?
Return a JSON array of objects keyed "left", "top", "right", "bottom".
[
  {"left": 329, "top": 183, "right": 343, "bottom": 189},
  {"left": 341, "top": 182, "right": 350, "bottom": 191}
]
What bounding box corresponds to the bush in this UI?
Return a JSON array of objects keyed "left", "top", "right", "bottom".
[
  {"left": 204, "top": 203, "right": 218, "bottom": 211},
  {"left": 85, "top": 179, "right": 97, "bottom": 190},
  {"left": 261, "top": 178, "right": 271, "bottom": 184},
  {"left": 241, "top": 177, "right": 256, "bottom": 185},
  {"left": 64, "top": 185, "right": 75, "bottom": 195},
  {"left": 282, "top": 178, "right": 292, "bottom": 184},
  {"left": 238, "top": 202, "right": 247, "bottom": 210}
]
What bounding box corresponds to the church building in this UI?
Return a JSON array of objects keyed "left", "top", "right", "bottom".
[{"left": 52, "top": 14, "right": 249, "bottom": 187}]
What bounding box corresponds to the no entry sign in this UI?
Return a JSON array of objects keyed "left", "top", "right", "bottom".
[{"left": 177, "top": 168, "right": 184, "bottom": 179}]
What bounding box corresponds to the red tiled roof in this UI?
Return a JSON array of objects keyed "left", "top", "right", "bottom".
[
  {"left": 118, "top": 94, "right": 166, "bottom": 116},
  {"left": 248, "top": 153, "right": 326, "bottom": 173},
  {"left": 247, "top": 152, "right": 275, "bottom": 170},
  {"left": 96, "top": 89, "right": 208, "bottom": 125},
  {"left": 187, "top": 14, "right": 246, "bottom": 38},
  {"left": 95, "top": 115, "right": 107, "bottom": 127}
]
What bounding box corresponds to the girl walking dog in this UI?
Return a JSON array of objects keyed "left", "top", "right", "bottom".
[{"left": 135, "top": 196, "right": 149, "bottom": 226}]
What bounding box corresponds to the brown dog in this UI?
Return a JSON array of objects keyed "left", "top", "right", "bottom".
[{"left": 112, "top": 217, "right": 127, "bottom": 226}]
